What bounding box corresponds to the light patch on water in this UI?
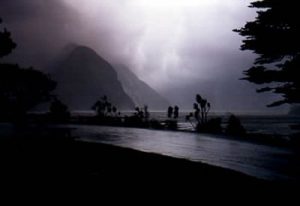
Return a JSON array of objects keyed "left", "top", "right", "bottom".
[{"left": 69, "top": 125, "right": 299, "bottom": 182}]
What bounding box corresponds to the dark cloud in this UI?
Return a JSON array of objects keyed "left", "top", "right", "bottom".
[
  {"left": 0, "top": 0, "right": 289, "bottom": 113},
  {"left": 0, "top": 0, "right": 81, "bottom": 68}
]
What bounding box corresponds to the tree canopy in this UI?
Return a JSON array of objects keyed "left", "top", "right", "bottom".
[
  {"left": 0, "top": 18, "right": 56, "bottom": 121},
  {"left": 0, "top": 18, "right": 16, "bottom": 58},
  {"left": 234, "top": 0, "right": 300, "bottom": 107}
]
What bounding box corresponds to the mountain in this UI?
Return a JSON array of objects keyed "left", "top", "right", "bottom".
[
  {"left": 52, "top": 46, "right": 135, "bottom": 110},
  {"left": 114, "top": 65, "right": 169, "bottom": 110}
]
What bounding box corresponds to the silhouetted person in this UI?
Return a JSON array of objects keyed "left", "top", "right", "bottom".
[
  {"left": 144, "top": 105, "right": 150, "bottom": 120},
  {"left": 174, "top": 106, "right": 179, "bottom": 119},
  {"left": 167, "top": 106, "right": 173, "bottom": 118}
]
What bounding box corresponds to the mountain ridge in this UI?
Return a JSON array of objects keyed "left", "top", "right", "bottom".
[
  {"left": 51, "top": 46, "right": 135, "bottom": 110},
  {"left": 114, "top": 64, "right": 169, "bottom": 110}
]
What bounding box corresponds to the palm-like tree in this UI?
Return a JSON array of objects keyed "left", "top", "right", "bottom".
[{"left": 195, "top": 94, "right": 210, "bottom": 123}]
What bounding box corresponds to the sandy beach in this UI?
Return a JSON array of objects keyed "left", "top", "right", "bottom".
[{"left": 1, "top": 127, "right": 288, "bottom": 196}]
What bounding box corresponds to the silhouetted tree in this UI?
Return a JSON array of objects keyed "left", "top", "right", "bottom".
[
  {"left": 0, "top": 18, "right": 16, "bottom": 58},
  {"left": 193, "top": 103, "right": 200, "bottom": 123},
  {"left": 106, "top": 102, "right": 112, "bottom": 115},
  {"left": 92, "top": 100, "right": 105, "bottom": 117},
  {"left": 195, "top": 94, "right": 210, "bottom": 123},
  {"left": 134, "top": 107, "right": 144, "bottom": 119},
  {"left": 0, "top": 18, "right": 56, "bottom": 122},
  {"left": 92, "top": 95, "right": 117, "bottom": 117},
  {"left": 49, "top": 98, "right": 70, "bottom": 123},
  {"left": 225, "top": 115, "right": 246, "bottom": 136},
  {"left": 112, "top": 106, "right": 118, "bottom": 116},
  {"left": 185, "top": 112, "right": 196, "bottom": 129},
  {"left": 234, "top": 0, "right": 300, "bottom": 107},
  {"left": 133, "top": 105, "right": 150, "bottom": 121},
  {"left": 187, "top": 94, "right": 219, "bottom": 133}
]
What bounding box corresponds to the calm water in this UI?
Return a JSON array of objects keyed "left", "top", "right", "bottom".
[
  {"left": 149, "top": 112, "right": 300, "bottom": 136},
  {"left": 73, "top": 111, "right": 300, "bottom": 135},
  {"left": 71, "top": 125, "right": 300, "bottom": 183}
]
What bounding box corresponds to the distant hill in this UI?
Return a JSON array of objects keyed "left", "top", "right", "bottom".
[
  {"left": 114, "top": 65, "right": 169, "bottom": 110},
  {"left": 51, "top": 46, "right": 135, "bottom": 110}
]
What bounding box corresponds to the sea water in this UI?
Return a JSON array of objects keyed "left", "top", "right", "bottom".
[{"left": 71, "top": 124, "right": 300, "bottom": 183}]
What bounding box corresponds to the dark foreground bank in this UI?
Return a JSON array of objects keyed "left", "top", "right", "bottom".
[{"left": 0, "top": 128, "right": 296, "bottom": 197}]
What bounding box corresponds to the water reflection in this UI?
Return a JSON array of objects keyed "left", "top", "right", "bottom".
[{"left": 71, "top": 125, "right": 299, "bottom": 182}]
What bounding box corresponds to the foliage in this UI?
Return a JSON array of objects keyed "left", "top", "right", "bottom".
[
  {"left": 0, "top": 18, "right": 56, "bottom": 122},
  {"left": 92, "top": 95, "right": 119, "bottom": 117},
  {"left": 234, "top": 0, "right": 300, "bottom": 107},
  {"left": 196, "top": 117, "right": 222, "bottom": 134},
  {"left": 0, "top": 18, "right": 16, "bottom": 58},
  {"left": 0, "top": 64, "right": 56, "bottom": 118},
  {"left": 49, "top": 98, "right": 70, "bottom": 123},
  {"left": 134, "top": 105, "right": 150, "bottom": 121},
  {"left": 186, "top": 94, "right": 214, "bottom": 132},
  {"left": 193, "top": 94, "right": 210, "bottom": 124},
  {"left": 225, "top": 115, "right": 246, "bottom": 136}
]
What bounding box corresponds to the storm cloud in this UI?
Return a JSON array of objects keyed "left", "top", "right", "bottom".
[{"left": 0, "top": 0, "right": 289, "bottom": 113}]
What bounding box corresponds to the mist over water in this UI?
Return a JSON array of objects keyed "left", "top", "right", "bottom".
[
  {"left": 0, "top": 0, "right": 290, "bottom": 113},
  {"left": 2, "top": 1, "right": 300, "bottom": 190}
]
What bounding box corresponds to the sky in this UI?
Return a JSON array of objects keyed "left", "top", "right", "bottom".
[{"left": 0, "top": 0, "right": 290, "bottom": 113}]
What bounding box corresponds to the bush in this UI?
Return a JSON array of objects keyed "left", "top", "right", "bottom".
[
  {"left": 196, "top": 118, "right": 222, "bottom": 134},
  {"left": 225, "top": 115, "right": 246, "bottom": 136}
]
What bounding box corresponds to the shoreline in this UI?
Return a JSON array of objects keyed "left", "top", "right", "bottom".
[
  {"left": 0, "top": 129, "right": 294, "bottom": 192},
  {"left": 21, "top": 112, "right": 300, "bottom": 148}
]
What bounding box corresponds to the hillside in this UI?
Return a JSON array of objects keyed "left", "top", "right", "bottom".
[
  {"left": 115, "top": 65, "right": 169, "bottom": 110},
  {"left": 52, "top": 46, "right": 135, "bottom": 110}
]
